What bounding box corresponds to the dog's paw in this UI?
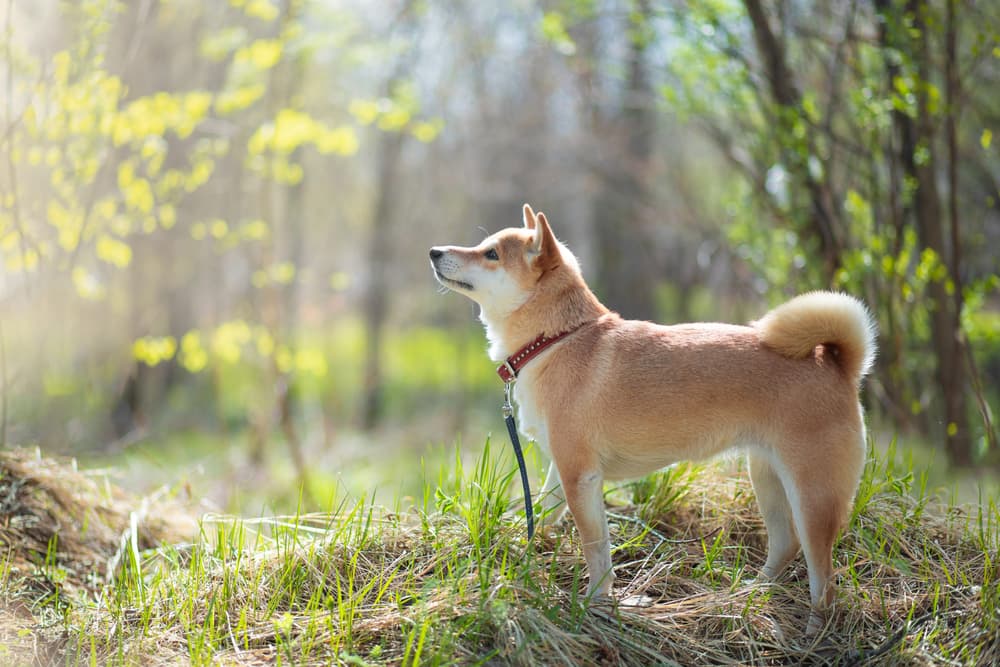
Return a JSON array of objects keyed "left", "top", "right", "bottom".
[
  {"left": 748, "top": 565, "right": 794, "bottom": 586},
  {"left": 745, "top": 575, "right": 774, "bottom": 587},
  {"left": 805, "top": 609, "right": 830, "bottom": 637}
]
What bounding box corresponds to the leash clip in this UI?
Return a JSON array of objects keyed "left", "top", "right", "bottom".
[{"left": 502, "top": 379, "right": 514, "bottom": 418}]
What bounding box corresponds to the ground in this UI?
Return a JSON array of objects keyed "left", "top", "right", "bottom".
[{"left": 0, "top": 442, "right": 996, "bottom": 665}]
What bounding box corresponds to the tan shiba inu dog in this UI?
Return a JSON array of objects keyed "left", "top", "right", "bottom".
[{"left": 429, "top": 204, "right": 876, "bottom": 631}]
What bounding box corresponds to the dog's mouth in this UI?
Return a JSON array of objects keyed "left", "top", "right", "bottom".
[{"left": 434, "top": 268, "right": 473, "bottom": 291}]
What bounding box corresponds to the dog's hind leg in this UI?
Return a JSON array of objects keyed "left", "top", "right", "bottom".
[
  {"left": 793, "top": 488, "right": 841, "bottom": 634},
  {"left": 537, "top": 461, "right": 567, "bottom": 528},
  {"left": 783, "top": 427, "right": 865, "bottom": 633},
  {"left": 749, "top": 452, "right": 799, "bottom": 580}
]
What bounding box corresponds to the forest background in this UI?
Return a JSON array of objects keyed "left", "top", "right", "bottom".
[{"left": 2, "top": 0, "right": 998, "bottom": 514}]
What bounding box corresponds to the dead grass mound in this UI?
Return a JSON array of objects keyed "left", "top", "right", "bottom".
[
  {"left": 0, "top": 448, "right": 196, "bottom": 663},
  {"left": 1, "top": 447, "right": 998, "bottom": 666}
]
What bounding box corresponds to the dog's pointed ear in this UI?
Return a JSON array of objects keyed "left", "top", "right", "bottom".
[
  {"left": 531, "top": 212, "right": 561, "bottom": 271},
  {"left": 522, "top": 203, "right": 537, "bottom": 230}
]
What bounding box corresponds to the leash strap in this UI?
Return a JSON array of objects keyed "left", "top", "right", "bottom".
[
  {"left": 495, "top": 326, "right": 588, "bottom": 540},
  {"left": 502, "top": 381, "right": 534, "bottom": 540}
]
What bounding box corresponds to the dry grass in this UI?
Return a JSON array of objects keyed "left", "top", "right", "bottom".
[
  {"left": 1, "top": 441, "right": 997, "bottom": 666},
  {"left": 0, "top": 449, "right": 196, "bottom": 664}
]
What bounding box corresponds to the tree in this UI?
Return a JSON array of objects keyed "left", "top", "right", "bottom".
[
  {"left": 875, "top": 0, "right": 971, "bottom": 463},
  {"left": 590, "top": 0, "right": 660, "bottom": 321},
  {"left": 656, "top": 0, "right": 998, "bottom": 465},
  {"left": 0, "top": 0, "right": 360, "bottom": 456}
]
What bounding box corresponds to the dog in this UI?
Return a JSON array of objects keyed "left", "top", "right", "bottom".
[{"left": 429, "top": 204, "right": 876, "bottom": 632}]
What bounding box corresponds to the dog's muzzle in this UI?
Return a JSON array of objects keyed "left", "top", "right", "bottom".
[{"left": 429, "top": 248, "right": 473, "bottom": 290}]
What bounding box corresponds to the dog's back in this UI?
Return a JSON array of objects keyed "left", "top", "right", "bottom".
[{"left": 530, "top": 300, "right": 872, "bottom": 480}]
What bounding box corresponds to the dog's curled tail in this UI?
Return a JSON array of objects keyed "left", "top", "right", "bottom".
[{"left": 756, "top": 291, "right": 877, "bottom": 384}]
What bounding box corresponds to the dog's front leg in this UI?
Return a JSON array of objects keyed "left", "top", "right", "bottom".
[
  {"left": 537, "top": 461, "right": 567, "bottom": 528},
  {"left": 560, "top": 462, "right": 614, "bottom": 599}
]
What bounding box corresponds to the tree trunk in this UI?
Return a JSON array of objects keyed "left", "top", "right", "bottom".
[
  {"left": 877, "top": 0, "right": 972, "bottom": 465},
  {"left": 273, "top": 0, "right": 311, "bottom": 488},
  {"left": 946, "top": 0, "right": 998, "bottom": 454},
  {"left": 743, "top": 0, "right": 842, "bottom": 280},
  {"left": 360, "top": 120, "right": 404, "bottom": 430},
  {"left": 277, "top": 142, "right": 309, "bottom": 483},
  {"left": 912, "top": 1, "right": 971, "bottom": 465},
  {"left": 593, "top": 0, "right": 658, "bottom": 321}
]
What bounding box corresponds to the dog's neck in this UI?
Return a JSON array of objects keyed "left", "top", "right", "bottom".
[{"left": 479, "top": 270, "right": 608, "bottom": 362}]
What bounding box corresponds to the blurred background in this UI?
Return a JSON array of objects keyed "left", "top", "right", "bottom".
[{"left": 1, "top": 0, "right": 997, "bottom": 513}]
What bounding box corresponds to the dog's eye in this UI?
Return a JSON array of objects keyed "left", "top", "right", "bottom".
[{"left": 484, "top": 248, "right": 499, "bottom": 261}]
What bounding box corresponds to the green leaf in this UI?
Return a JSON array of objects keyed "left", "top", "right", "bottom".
[
  {"left": 133, "top": 336, "right": 178, "bottom": 366},
  {"left": 215, "top": 84, "right": 265, "bottom": 115},
  {"left": 295, "top": 347, "right": 328, "bottom": 378},
  {"left": 315, "top": 126, "right": 358, "bottom": 155},
  {"left": 180, "top": 332, "right": 209, "bottom": 373},
  {"left": 244, "top": 0, "right": 279, "bottom": 22},
  {"left": 72, "top": 267, "right": 105, "bottom": 300},
  {"left": 801, "top": 93, "right": 820, "bottom": 124},
  {"left": 249, "top": 110, "right": 358, "bottom": 157},
  {"left": 237, "top": 39, "right": 283, "bottom": 70},
  {"left": 122, "top": 176, "right": 154, "bottom": 214},
  {"left": 540, "top": 12, "right": 576, "bottom": 55},
  {"left": 272, "top": 108, "right": 316, "bottom": 152},
  {"left": 199, "top": 26, "right": 249, "bottom": 61},
  {"left": 411, "top": 119, "right": 443, "bottom": 143},
  {"left": 240, "top": 219, "right": 269, "bottom": 241},
  {"left": 348, "top": 99, "right": 378, "bottom": 125},
  {"left": 96, "top": 235, "right": 133, "bottom": 268},
  {"left": 376, "top": 108, "right": 410, "bottom": 131}
]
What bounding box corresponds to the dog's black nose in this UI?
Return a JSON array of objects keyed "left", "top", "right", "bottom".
[{"left": 429, "top": 248, "right": 443, "bottom": 260}]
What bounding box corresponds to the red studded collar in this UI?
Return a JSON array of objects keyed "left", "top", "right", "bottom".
[{"left": 496, "top": 325, "right": 583, "bottom": 383}]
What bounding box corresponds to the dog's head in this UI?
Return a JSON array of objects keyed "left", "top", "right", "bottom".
[{"left": 429, "top": 204, "right": 571, "bottom": 316}]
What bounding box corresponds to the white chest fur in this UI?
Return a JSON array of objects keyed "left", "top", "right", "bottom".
[
  {"left": 482, "top": 314, "right": 551, "bottom": 452},
  {"left": 510, "top": 367, "right": 549, "bottom": 452}
]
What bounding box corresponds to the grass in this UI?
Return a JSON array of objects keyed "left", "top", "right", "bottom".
[{"left": 1, "top": 438, "right": 998, "bottom": 666}]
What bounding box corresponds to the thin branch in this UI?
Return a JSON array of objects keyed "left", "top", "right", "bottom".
[
  {"left": 822, "top": 0, "right": 858, "bottom": 143},
  {"left": 0, "top": 318, "right": 7, "bottom": 449},
  {"left": 697, "top": 118, "right": 795, "bottom": 230},
  {"left": 4, "top": 0, "right": 34, "bottom": 291}
]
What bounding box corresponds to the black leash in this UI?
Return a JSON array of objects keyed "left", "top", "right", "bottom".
[
  {"left": 502, "top": 380, "right": 534, "bottom": 540},
  {"left": 494, "top": 327, "right": 584, "bottom": 541}
]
